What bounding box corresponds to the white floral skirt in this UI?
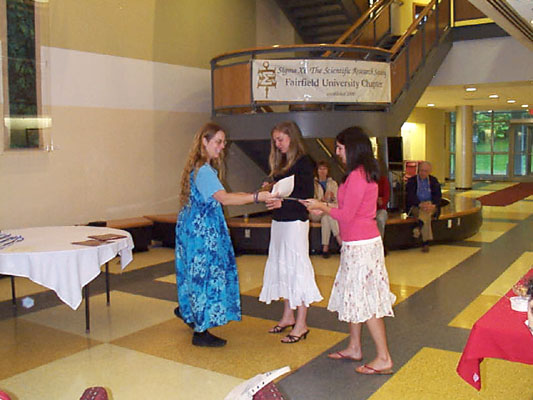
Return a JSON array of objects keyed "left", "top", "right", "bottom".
[
  {"left": 328, "top": 236, "right": 396, "bottom": 323},
  {"left": 259, "top": 220, "right": 323, "bottom": 309}
]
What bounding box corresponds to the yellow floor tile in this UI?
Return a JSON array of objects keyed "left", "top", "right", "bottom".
[
  {"left": 0, "top": 318, "right": 100, "bottom": 380},
  {"left": 156, "top": 274, "right": 175, "bottom": 284},
  {"left": 464, "top": 230, "right": 506, "bottom": 243},
  {"left": 20, "top": 291, "right": 176, "bottom": 342},
  {"left": 390, "top": 283, "right": 421, "bottom": 305},
  {"left": 236, "top": 255, "right": 268, "bottom": 293},
  {"left": 477, "top": 182, "right": 519, "bottom": 191},
  {"left": 368, "top": 347, "right": 533, "bottom": 400},
  {"left": 449, "top": 252, "right": 533, "bottom": 328},
  {"left": 112, "top": 315, "right": 348, "bottom": 380},
  {"left": 448, "top": 294, "right": 501, "bottom": 329},
  {"left": 456, "top": 190, "right": 491, "bottom": 199},
  {"left": 477, "top": 221, "right": 517, "bottom": 232},
  {"left": 0, "top": 343, "right": 243, "bottom": 400},
  {"left": 0, "top": 276, "right": 47, "bottom": 302},
  {"left": 481, "top": 252, "right": 533, "bottom": 297},
  {"left": 386, "top": 245, "right": 479, "bottom": 288},
  {"left": 481, "top": 208, "right": 531, "bottom": 220},
  {"left": 107, "top": 247, "right": 175, "bottom": 274}
]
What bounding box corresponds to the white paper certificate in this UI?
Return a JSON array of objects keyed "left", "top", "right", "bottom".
[{"left": 271, "top": 175, "right": 294, "bottom": 198}]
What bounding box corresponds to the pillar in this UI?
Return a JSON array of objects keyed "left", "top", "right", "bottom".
[{"left": 455, "top": 105, "right": 473, "bottom": 190}]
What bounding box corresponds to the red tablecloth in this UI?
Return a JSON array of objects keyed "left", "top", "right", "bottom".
[{"left": 456, "top": 269, "right": 533, "bottom": 390}]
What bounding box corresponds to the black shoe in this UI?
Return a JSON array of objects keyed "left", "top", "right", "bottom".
[
  {"left": 174, "top": 306, "right": 195, "bottom": 329},
  {"left": 192, "top": 330, "right": 227, "bottom": 347},
  {"left": 322, "top": 251, "right": 330, "bottom": 259}
]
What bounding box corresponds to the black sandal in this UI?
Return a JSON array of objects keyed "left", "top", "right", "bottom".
[
  {"left": 268, "top": 324, "right": 295, "bottom": 334},
  {"left": 281, "top": 329, "right": 309, "bottom": 343}
]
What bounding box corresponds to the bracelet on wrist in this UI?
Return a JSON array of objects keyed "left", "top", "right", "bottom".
[{"left": 253, "top": 191, "right": 259, "bottom": 203}]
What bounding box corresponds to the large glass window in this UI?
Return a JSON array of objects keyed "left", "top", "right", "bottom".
[{"left": 451, "top": 110, "right": 530, "bottom": 179}]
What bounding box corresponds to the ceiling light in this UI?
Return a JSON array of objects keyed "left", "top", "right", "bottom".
[
  {"left": 427, "top": 103, "right": 435, "bottom": 107},
  {"left": 465, "top": 87, "right": 477, "bottom": 92},
  {"left": 507, "top": 99, "right": 516, "bottom": 104},
  {"left": 521, "top": 104, "right": 528, "bottom": 108},
  {"left": 489, "top": 94, "right": 499, "bottom": 99}
]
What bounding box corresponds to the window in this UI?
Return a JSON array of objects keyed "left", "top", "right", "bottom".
[
  {"left": 448, "top": 112, "right": 455, "bottom": 179},
  {"left": 1, "top": 0, "right": 47, "bottom": 150},
  {"left": 472, "top": 110, "right": 529, "bottom": 178}
]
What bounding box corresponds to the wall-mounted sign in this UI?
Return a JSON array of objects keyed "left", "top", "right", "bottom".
[{"left": 253, "top": 59, "right": 391, "bottom": 103}]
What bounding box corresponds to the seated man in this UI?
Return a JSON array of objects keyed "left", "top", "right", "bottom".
[{"left": 405, "top": 161, "right": 441, "bottom": 253}]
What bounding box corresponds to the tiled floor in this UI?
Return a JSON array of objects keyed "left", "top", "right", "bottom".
[{"left": 1, "top": 182, "right": 532, "bottom": 399}]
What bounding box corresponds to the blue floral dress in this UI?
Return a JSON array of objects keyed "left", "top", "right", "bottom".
[{"left": 175, "top": 164, "right": 241, "bottom": 332}]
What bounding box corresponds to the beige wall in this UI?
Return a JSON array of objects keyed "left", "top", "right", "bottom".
[
  {"left": 391, "top": 0, "right": 431, "bottom": 35},
  {"left": 405, "top": 107, "right": 447, "bottom": 182},
  {"left": 0, "top": 0, "right": 267, "bottom": 228},
  {"left": 47, "top": 0, "right": 256, "bottom": 68}
]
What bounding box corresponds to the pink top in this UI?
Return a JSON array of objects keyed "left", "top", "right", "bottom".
[{"left": 329, "top": 167, "right": 380, "bottom": 241}]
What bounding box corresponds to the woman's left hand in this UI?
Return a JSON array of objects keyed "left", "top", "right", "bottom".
[
  {"left": 266, "top": 198, "right": 282, "bottom": 210},
  {"left": 300, "top": 198, "right": 321, "bottom": 210}
]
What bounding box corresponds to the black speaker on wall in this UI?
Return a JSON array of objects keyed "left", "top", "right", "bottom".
[{"left": 387, "top": 137, "right": 403, "bottom": 170}]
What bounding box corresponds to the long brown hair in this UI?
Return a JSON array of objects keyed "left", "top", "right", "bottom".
[
  {"left": 179, "top": 122, "right": 225, "bottom": 210},
  {"left": 268, "top": 121, "right": 307, "bottom": 177}
]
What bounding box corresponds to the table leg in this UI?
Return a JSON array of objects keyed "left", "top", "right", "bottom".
[
  {"left": 10, "top": 276, "right": 16, "bottom": 307},
  {"left": 105, "top": 262, "right": 110, "bottom": 306},
  {"left": 85, "top": 284, "right": 90, "bottom": 333}
]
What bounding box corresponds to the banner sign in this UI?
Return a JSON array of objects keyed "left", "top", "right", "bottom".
[{"left": 253, "top": 59, "right": 391, "bottom": 103}]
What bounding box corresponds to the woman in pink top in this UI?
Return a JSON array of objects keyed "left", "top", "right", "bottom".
[{"left": 303, "top": 126, "right": 396, "bottom": 375}]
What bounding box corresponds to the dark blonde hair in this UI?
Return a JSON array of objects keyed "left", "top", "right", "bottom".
[
  {"left": 179, "top": 122, "right": 225, "bottom": 210},
  {"left": 268, "top": 121, "right": 307, "bottom": 177},
  {"left": 315, "top": 160, "right": 330, "bottom": 178}
]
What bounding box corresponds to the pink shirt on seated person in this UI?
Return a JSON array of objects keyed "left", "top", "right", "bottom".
[{"left": 329, "top": 167, "right": 380, "bottom": 242}]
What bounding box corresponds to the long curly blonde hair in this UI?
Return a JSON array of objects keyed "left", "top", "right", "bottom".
[
  {"left": 268, "top": 121, "right": 307, "bottom": 177},
  {"left": 178, "top": 122, "right": 225, "bottom": 211}
]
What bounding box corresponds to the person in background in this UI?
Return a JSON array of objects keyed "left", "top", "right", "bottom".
[
  {"left": 405, "top": 161, "right": 442, "bottom": 253},
  {"left": 376, "top": 164, "right": 390, "bottom": 255},
  {"left": 303, "top": 126, "right": 395, "bottom": 375},
  {"left": 260, "top": 121, "right": 323, "bottom": 344},
  {"left": 310, "top": 160, "right": 342, "bottom": 258},
  {"left": 175, "top": 122, "right": 274, "bottom": 347}
]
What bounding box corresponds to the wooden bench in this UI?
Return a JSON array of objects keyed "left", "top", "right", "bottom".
[
  {"left": 227, "top": 195, "right": 483, "bottom": 253},
  {"left": 144, "top": 213, "right": 177, "bottom": 247},
  {"left": 105, "top": 217, "right": 153, "bottom": 252}
]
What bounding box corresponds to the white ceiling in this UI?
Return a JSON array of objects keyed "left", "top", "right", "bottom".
[
  {"left": 416, "top": 1, "right": 533, "bottom": 112},
  {"left": 416, "top": 80, "right": 533, "bottom": 111}
]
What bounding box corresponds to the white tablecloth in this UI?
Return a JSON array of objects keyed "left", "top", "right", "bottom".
[{"left": 0, "top": 226, "right": 134, "bottom": 310}]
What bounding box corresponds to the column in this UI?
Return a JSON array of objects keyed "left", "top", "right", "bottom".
[{"left": 455, "top": 105, "right": 473, "bottom": 190}]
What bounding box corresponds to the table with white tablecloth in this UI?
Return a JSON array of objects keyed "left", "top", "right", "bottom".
[{"left": 0, "top": 226, "right": 134, "bottom": 331}]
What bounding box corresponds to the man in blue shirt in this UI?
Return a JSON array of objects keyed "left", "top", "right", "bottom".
[{"left": 405, "top": 161, "right": 442, "bottom": 252}]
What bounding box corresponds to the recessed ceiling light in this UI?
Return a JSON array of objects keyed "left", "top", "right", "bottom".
[
  {"left": 427, "top": 103, "right": 435, "bottom": 107},
  {"left": 489, "top": 94, "right": 499, "bottom": 99},
  {"left": 507, "top": 99, "right": 516, "bottom": 104},
  {"left": 465, "top": 87, "right": 477, "bottom": 92},
  {"left": 521, "top": 104, "right": 529, "bottom": 108}
]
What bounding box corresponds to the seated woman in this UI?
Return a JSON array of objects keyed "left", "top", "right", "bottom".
[{"left": 310, "top": 161, "right": 342, "bottom": 258}]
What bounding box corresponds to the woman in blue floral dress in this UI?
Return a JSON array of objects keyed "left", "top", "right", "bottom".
[{"left": 175, "top": 122, "right": 273, "bottom": 347}]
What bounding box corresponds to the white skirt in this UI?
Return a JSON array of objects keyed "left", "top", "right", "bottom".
[
  {"left": 327, "top": 236, "right": 396, "bottom": 323},
  {"left": 259, "top": 220, "right": 323, "bottom": 309}
]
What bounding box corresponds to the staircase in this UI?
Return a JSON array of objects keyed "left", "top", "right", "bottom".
[{"left": 274, "top": 0, "right": 367, "bottom": 43}]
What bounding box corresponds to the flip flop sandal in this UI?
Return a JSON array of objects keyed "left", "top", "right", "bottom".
[
  {"left": 327, "top": 351, "right": 362, "bottom": 361},
  {"left": 355, "top": 364, "right": 393, "bottom": 375}
]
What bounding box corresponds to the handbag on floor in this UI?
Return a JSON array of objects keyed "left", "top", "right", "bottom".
[
  {"left": 79, "top": 387, "right": 108, "bottom": 400},
  {"left": 252, "top": 382, "right": 286, "bottom": 400}
]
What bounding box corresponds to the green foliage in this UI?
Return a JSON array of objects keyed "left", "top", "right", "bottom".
[{"left": 6, "top": 0, "right": 38, "bottom": 117}]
